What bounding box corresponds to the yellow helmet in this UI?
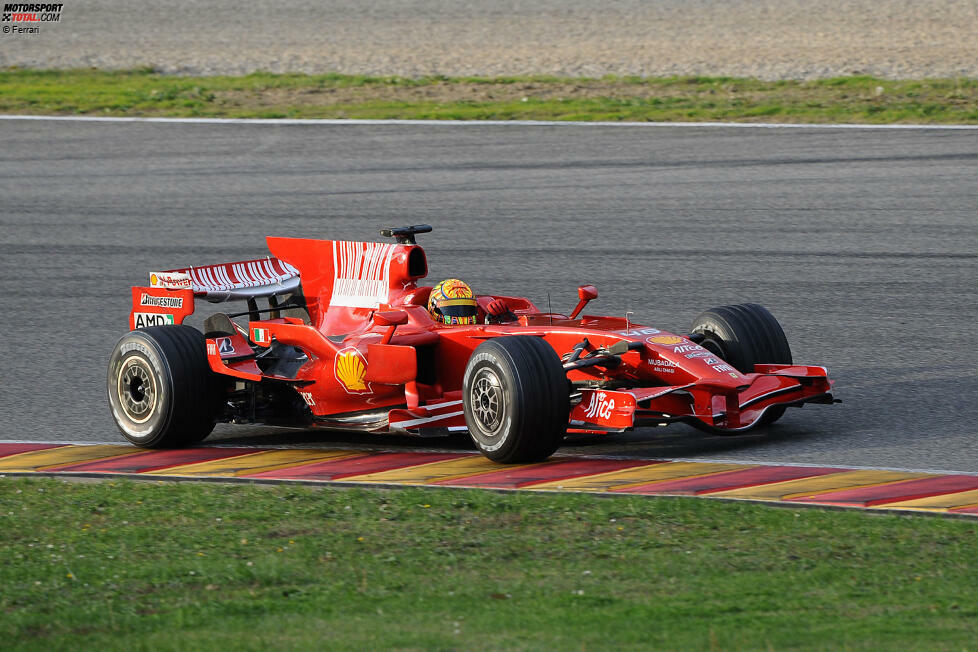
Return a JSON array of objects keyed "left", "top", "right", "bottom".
[{"left": 428, "top": 278, "right": 478, "bottom": 325}]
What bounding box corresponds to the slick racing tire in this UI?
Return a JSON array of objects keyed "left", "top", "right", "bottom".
[
  {"left": 107, "top": 325, "right": 221, "bottom": 447},
  {"left": 690, "top": 303, "right": 792, "bottom": 426},
  {"left": 463, "top": 336, "right": 570, "bottom": 463}
]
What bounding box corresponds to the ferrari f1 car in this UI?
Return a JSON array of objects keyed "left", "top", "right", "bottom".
[{"left": 108, "top": 225, "right": 836, "bottom": 463}]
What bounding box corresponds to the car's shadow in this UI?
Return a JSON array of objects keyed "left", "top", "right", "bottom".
[
  {"left": 205, "top": 421, "right": 816, "bottom": 461},
  {"left": 558, "top": 424, "right": 815, "bottom": 459}
]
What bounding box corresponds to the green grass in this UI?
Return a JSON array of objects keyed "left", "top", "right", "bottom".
[
  {"left": 2, "top": 477, "right": 977, "bottom": 650},
  {"left": 2, "top": 69, "right": 978, "bottom": 123}
]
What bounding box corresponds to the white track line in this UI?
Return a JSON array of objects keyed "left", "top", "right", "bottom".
[
  {"left": 1, "top": 114, "right": 977, "bottom": 130},
  {"left": 3, "top": 440, "right": 977, "bottom": 477}
]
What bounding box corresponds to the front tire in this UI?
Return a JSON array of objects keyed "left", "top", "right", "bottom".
[
  {"left": 690, "top": 303, "right": 792, "bottom": 425},
  {"left": 463, "top": 336, "right": 570, "bottom": 463},
  {"left": 107, "top": 325, "right": 221, "bottom": 447}
]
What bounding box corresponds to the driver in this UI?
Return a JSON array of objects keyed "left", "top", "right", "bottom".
[{"left": 428, "top": 278, "right": 516, "bottom": 325}]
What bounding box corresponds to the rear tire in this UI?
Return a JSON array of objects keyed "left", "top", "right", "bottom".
[
  {"left": 690, "top": 303, "right": 792, "bottom": 425},
  {"left": 107, "top": 325, "right": 222, "bottom": 447},
  {"left": 463, "top": 336, "right": 570, "bottom": 463}
]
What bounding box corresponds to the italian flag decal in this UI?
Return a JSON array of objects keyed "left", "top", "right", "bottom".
[{"left": 252, "top": 327, "right": 271, "bottom": 346}]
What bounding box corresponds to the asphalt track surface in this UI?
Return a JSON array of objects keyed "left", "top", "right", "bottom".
[{"left": 1, "top": 119, "right": 975, "bottom": 472}]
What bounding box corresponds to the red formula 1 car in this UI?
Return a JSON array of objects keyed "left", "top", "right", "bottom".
[{"left": 108, "top": 225, "right": 836, "bottom": 463}]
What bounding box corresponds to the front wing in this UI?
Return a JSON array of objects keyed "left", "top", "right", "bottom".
[{"left": 569, "top": 364, "right": 835, "bottom": 433}]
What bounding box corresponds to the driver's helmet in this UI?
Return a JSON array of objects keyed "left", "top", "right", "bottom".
[{"left": 428, "top": 278, "right": 478, "bottom": 325}]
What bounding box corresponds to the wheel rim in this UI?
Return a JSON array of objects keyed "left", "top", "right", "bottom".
[
  {"left": 117, "top": 356, "right": 157, "bottom": 424},
  {"left": 470, "top": 368, "right": 504, "bottom": 436}
]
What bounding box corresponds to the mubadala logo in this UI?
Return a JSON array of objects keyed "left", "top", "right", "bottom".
[
  {"left": 139, "top": 293, "right": 184, "bottom": 308},
  {"left": 133, "top": 312, "right": 175, "bottom": 328}
]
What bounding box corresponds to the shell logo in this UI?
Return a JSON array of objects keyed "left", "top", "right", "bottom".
[
  {"left": 150, "top": 273, "right": 159, "bottom": 287},
  {"left": 334, "top": 347, "right": 371, "bottom": 394},
  {"left": 647, "top": 335, "right": 684, "bottom": 345}
]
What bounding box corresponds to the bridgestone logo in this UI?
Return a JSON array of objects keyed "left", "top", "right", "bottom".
[{"left": 140, "top": 293, "right": 184, "bottom": 308}]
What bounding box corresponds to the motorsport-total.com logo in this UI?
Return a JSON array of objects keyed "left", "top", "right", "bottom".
[{"left": 2, "top": 3, "right": 63, "bottom": 34}]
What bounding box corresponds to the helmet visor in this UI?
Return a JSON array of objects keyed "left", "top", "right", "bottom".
[{"left": 440, "top": 303, "right": 478, "bottom": 319}]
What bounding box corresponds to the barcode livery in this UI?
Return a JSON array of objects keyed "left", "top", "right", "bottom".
[
  {"left": 150, "top": 257, "right": 300, "bottom": 302},
  {"left": 185, "top": 258, "right": 298, "bottom": 292},
  {"left": 330, "top": 241, "right": 395, "bottom": 309}
]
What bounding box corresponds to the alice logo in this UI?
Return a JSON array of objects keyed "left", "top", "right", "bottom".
[
  {"left": 335, "top": 348, "right": 370, "bottom": 393},
  {"left": 583, "top": 391, "right": 615, "bottom": 421}
]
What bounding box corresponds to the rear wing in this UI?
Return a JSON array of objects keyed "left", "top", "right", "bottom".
[
  {"left": 129, "top": 257, "right": 300, "bottom": 329},
  {"left": 149, "top": 257, "right": 300, "bottom": 302}
]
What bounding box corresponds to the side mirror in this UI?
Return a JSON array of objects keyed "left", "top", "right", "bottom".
[
  {"left": 608, "top": 340, "right": 629, "bottom": 355},
  {"left": 373, "top": 310, "right": 408, "bottom": 344},
  {"left": 570, "top": 285, "right": 598, "bottom": 319},
  {"left": 608, "top": 340, "right": 644, "bottom": 355},
  {"left": 373, "top": 310, "right": 408, "bottom": 327}
]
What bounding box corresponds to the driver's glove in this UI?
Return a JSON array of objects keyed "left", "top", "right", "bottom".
[{"left": 485, "top": 298, "right": 516, "bottom": 324}]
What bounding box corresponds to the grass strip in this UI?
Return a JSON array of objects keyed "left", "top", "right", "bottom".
[
  {"left": 2, "top": 477, "right": 977, "bottom": 650},
  {"left": 1, "top": 69, "right": 977, "bottom": 123}
]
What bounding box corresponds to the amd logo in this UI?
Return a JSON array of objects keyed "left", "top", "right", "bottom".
[{"left": 133, "top": 312, "right": 175, "bottom": 328}]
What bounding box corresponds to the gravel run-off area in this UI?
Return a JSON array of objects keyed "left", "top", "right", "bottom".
[{"left": 2, "top": 0, "right": 978, "bottom": 80}]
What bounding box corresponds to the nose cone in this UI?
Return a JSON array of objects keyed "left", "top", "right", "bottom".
[{"left": 643, "top": 334, "right": 748, "bottom": 385}]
